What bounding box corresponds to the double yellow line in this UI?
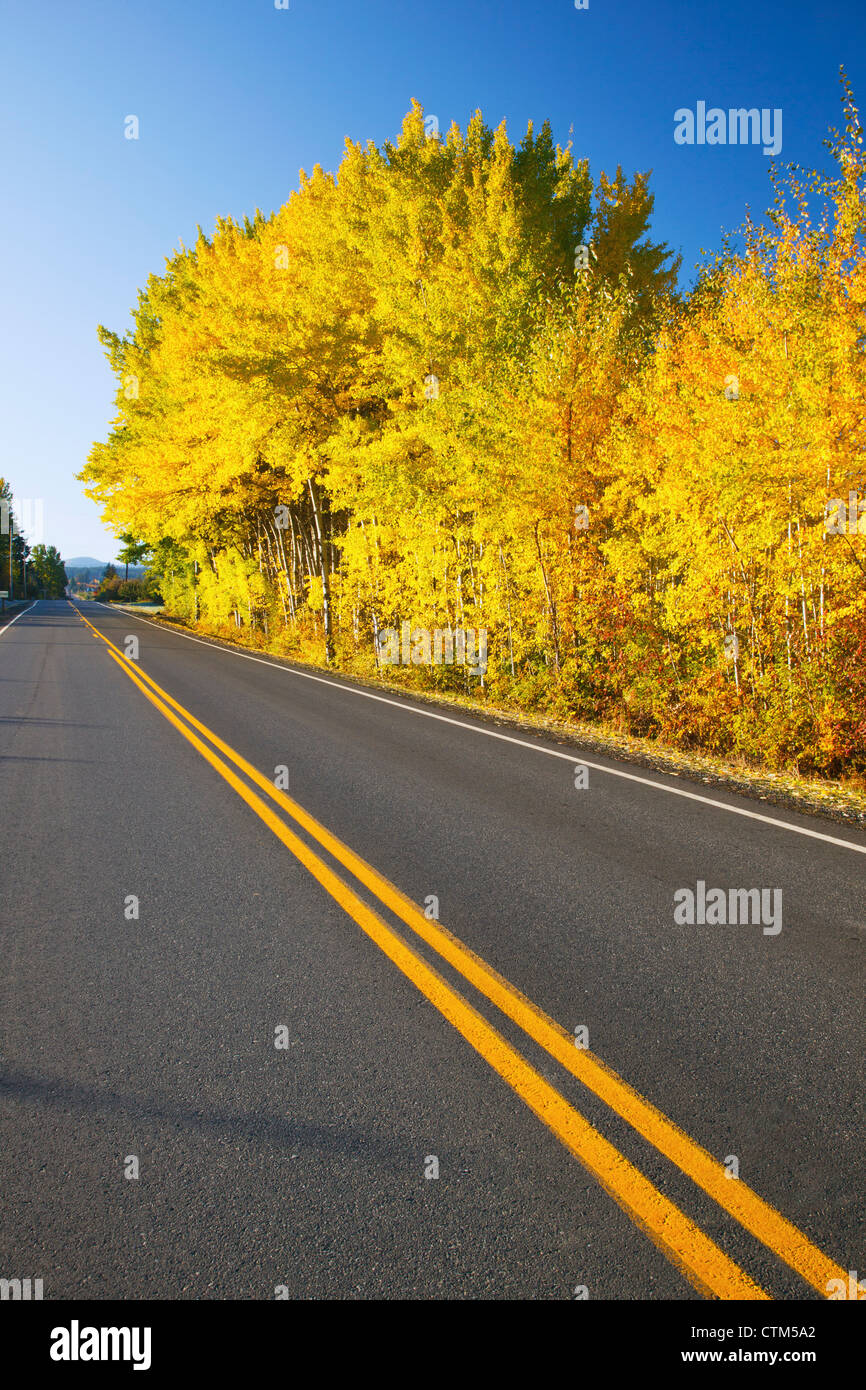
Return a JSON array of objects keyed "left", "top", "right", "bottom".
[{"left": 73, "top": 603, "right": 853, "bottom": 1301}]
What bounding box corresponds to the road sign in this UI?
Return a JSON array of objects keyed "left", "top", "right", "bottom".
[{"left": 0, "top": 590, "right": 8, "bottom": 598}]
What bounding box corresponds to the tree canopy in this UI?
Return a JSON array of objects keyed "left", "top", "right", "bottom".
[{"left": 81, "top": 84, "right": 866, "bottom": 777}]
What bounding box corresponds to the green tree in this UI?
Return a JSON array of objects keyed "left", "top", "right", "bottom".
[
  {"left": 117, "top": 532, "right": 151, "bottom": 580},
  {"left": 95, "top": 562, "right": 121, "bottom": 601},
  {"left": 29, "top": 544, "right": 68, "bottom": 598},
  {"left": 0, "top": 479, "right": 30, "bottom": 598}
]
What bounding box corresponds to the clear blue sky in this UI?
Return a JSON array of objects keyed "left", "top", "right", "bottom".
[{"left": 1, "top": 0, "right": 863, "bottom": 562}]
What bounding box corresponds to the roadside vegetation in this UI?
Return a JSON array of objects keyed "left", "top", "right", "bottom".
[
  {"left": 82, "top": 77, "right": 866, "bottom": 782},
  {"left": 92, "top": 563, "right": 162, "bottom": 605},
  {"left": 0, "top": 481, "right": 67, "bottom": 598}
]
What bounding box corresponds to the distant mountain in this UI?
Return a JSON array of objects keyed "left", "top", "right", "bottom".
[{"left": 66, "top": 557, "right": 146, "bottom": 579}]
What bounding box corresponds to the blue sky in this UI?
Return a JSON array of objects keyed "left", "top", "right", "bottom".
[{"left": 1, "top": 0, "right": 864, "bottom": 561}]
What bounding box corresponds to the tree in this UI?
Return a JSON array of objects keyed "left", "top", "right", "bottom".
[
  {"left": 95, "top": 563, "right": 121, "bottom": 601},
  {"left": 1, "top": 479, "right": 33, "bottom": 599},
  {"left": 78, "top": 89, "right": 866, "bottom": 776},
  {"left": 29, "top": 544, "right": 68, "bottom": 598},
  {"left": 116, "top": 532, "right": 151, "bottom": 580}
]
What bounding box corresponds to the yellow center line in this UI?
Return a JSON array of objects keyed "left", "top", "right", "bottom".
[
  {"left": 76, "top": 605, "right": 770, "bottom": 1300},
  {"left": 71, "top": 604, "right": 851, "bottom": 1300}
]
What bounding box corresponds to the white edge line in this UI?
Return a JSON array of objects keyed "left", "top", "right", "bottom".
[
  {"left": 0, "top": 600, "right": 37, "bottom": 637},
  {"left": 80, "top": 601, "right": 866, "bottom": 857}
]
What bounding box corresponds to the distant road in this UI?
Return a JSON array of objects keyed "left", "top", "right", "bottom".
[{"left": 0, "top": 599, "right": 863, "bottom": 1299}]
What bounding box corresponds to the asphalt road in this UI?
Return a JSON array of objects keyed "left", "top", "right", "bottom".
[{"left": 1, "top": 598, "right": 864, "bottom": 1300}]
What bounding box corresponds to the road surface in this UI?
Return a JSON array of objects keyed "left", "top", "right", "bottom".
[{"left": 1, "top": 599, "right": 864, "bottom": 1300}]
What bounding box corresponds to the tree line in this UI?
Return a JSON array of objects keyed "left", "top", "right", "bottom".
[
  {"left": 82, "top": 80, "right": 866, "bottom": 776},
  {"left": 91, "top": 559, "right": 160, "bottom": 604},
  {"left": 0, "top": 480, "right": 67, "bottom": 599}
]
